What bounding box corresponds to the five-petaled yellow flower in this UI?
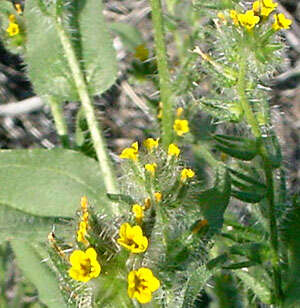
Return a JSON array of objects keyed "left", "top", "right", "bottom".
[
  {"left": 117, "top": 223, "right": 148, "bottom": 253},
  {"left": 6, "top": 15, "right": 19, "bottom": 37},
  {"left": 68, "top": 248, "right": 101, "bottom": 283},
  {"left": 238, "top": 10, "right": 260, "bottom": 30},
  {"left": 272, "top": 13, "right": 292, "bottom": 31},
  {"left": 143, "top": 138, "right": 159, "bottom": 152},
  {"left": 173, "top": 119, "right": 190, "bottom": 136},
  {"left": 154, "top": 192, "right": 162, "bottom": 203},
  {"left": 128, "top": 268, "right": 160, "bottom": 304},
  {"left": 168, "top": 143, "right": 180, "bottom": 157},
  {"left": 181, "top": 168, "right": 195, "bottom": 182},
  {"left": 253, "top": 0, "right": 277, "bottom": 17},
  {"left": 120, "top": 142, "right": 139, "bottom": 161},
  {"left": 145, "top": 163, "right": 157, "bottom": 176},
  {"left": 132, "top": 204, "right": 144, "bottom": 224}
]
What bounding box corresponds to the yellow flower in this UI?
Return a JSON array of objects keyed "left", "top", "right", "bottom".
[
  {"left": 180, "top": 168, "right": 195, "bottom": 182},
  {"left": 77, "top": 221, "right": 89, "bottom": 245},
  {"left": 143, "top": 138, "right": 159, "bottom": 152},
  {"left": 15, "top": 4, "right": 22, "bottom": 15},
  {"left": 134, "top": 44, "right": 149, "bottom": 61},
  {"left": 132, "top": 204, "right": 144, "bottom": 224},
  {"left": 6, "top": 18, "right": 19, "bottom": 37},
  {"left": 173, "top": 119, "right": 189, "bottom": 136},
  {"left": 128, "top": 268, "right": 160, "bottom": 304},
  {"left": 157, "top": 102, "right": 163, "bottom": 119},
  {"left": 272, "top": 13, "right": 292, "bottom": 31},
  {"left": 176, "top": 107, "right": 184, "bottom": 117},
  {"left": 230, "top": 10, "right": 239, "bottom": 26},
  {"left": 168, "top": 143, "right": 180, "bottom": 157},
  {"left": 238, "top": 10, "right": 260, "bottom": 30},
  {"left": 68, "top": 248, "right": 101, "bottom": 283},
  {"left": 117, "top": 223, "right": 148, "bottom": 253},
  {"left": 143, "top": 197, "right": 151, "bottom": 210},
  {"left": 145, "top": 163, "right": 157, "bottom": 176},
  {"left": 253, "top": 0, "right": 277, "bottom": 17},
  {"left": 120, "top": 142, "right": 139, "bottom": 161},
  {"left": 9, "top": 14, "right": 16, "bottom": 23},
  {"left": 217, "top": 12, "right": 226, "bottom": 23},
  {"left": 81, "top": 196, "right": 88, "bottom": 212},
  {"left": 154, "top": 192, "right": 162, "bottom": 202}
]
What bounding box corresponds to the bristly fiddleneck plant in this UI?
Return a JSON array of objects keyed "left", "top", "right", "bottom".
[{"left": 0, "top": 0, "right": 299, "bottom": 307}]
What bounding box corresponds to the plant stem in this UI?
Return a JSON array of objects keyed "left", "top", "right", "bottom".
[
  {"left": 149, "top": 0, "right": 174, "bottom": 147},
  {"left": 55, "top": 20, "right": 118, "bottom": 196},
  {"left": 237, "top": 50, "right": 283, "bottom": 304},
  {"left": 263, "top": 158, "right": 283, "bottom": 304},
  {"left": 48, "top": 96, "right": 69, "bottom": 148},
  {"left": 236, "top": 54, "right": 261, "bottom": 139}
]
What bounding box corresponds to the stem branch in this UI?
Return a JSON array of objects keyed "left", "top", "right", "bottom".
[
  {"left": 237, "top": 50, "right": 283, "bottom": 304},
  {"left": 56, "top": 20, "right": 118, "bottom": 196},
  {"left": 149, "top": 0, "right": 174, "bottom": 147},
  {"left": 48, "top": 96, "right": 69, "bottom": 148}
]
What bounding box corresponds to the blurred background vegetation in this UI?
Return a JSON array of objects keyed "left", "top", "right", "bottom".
[{"left": 0, "top": 0, "right": 299, "bottom": 306}]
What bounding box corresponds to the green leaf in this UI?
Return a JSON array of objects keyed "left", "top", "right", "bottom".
[
  {"left": 198, "top": 165, "right": 231, "bottom": 234},
  {"left": 231, "top": 190, "right": 265, "bottom": 203},
  {"left": 11, "top": 240, "right": 67, "bottom": 308},
  {"left": 109, "top": 22, "right": 144, "bottom": 52},
  {"left": 0, "top": 149, "right": 110, "bottom": 217},
  {"left": 68, "top": 0, "right": 117, "bottom": 96},
  {"left": 260, "top": 135, "right": 282, "bottom": 169},
  {"left": 214, "top": 272, "right": 243, "bottom": 308},
  {"left": 24, "top": 1, "right": 77, "bottom": 101},
  {"left": 229, "top": 242, "right": 270, "bottom": 264},
  {"left": 182, "top": 264, "right": 213, "bottom": 308},
  {"left": 214, "top": 135, "right": 258, "bottom": 161},
  {"left": 0, "top": 203, "right": 71, "bottom": 244},
  {"left": 25, "top": 0, "right": 117, "bottom": 100},
  {"left": 235, "top": 270, "right": 272, "bottom": 304},
  {"left": 107, "top": 193, "right": 135, "bottom": 205}
]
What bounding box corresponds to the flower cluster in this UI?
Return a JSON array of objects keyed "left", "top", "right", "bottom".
[{"left": 229, "top": 0, "right": 292, "bottom": 31}]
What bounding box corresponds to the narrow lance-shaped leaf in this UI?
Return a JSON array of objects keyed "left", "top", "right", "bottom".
[{"left": 198, "top": 165, "right": 231, "bottom": 234}]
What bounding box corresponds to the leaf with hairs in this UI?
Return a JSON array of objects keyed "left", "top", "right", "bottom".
[
  {"left": 0, "top": 149, "right": 110, "bottom": 217},
  {"left": 11, "top": 240, "right": 68, "bottom": 308}
]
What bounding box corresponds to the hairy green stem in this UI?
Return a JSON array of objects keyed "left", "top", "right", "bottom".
[
  {"left": 55, "top": 20, "right": 118, "bottom": 196},
  {"left": 149, "top": 0, "right": 174, "bottom": 147},
  {"left": 48, "top": 96, "right": 69, "bottom": 148},
  {"left": 263, "top": 158, "right": 283, "bottom": 304},
  {"left": 237, "top": 55, "right": 261, "bottom": 138},
  {"left": 237, "top": 50, "right": 283, "bottom": 304}
]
